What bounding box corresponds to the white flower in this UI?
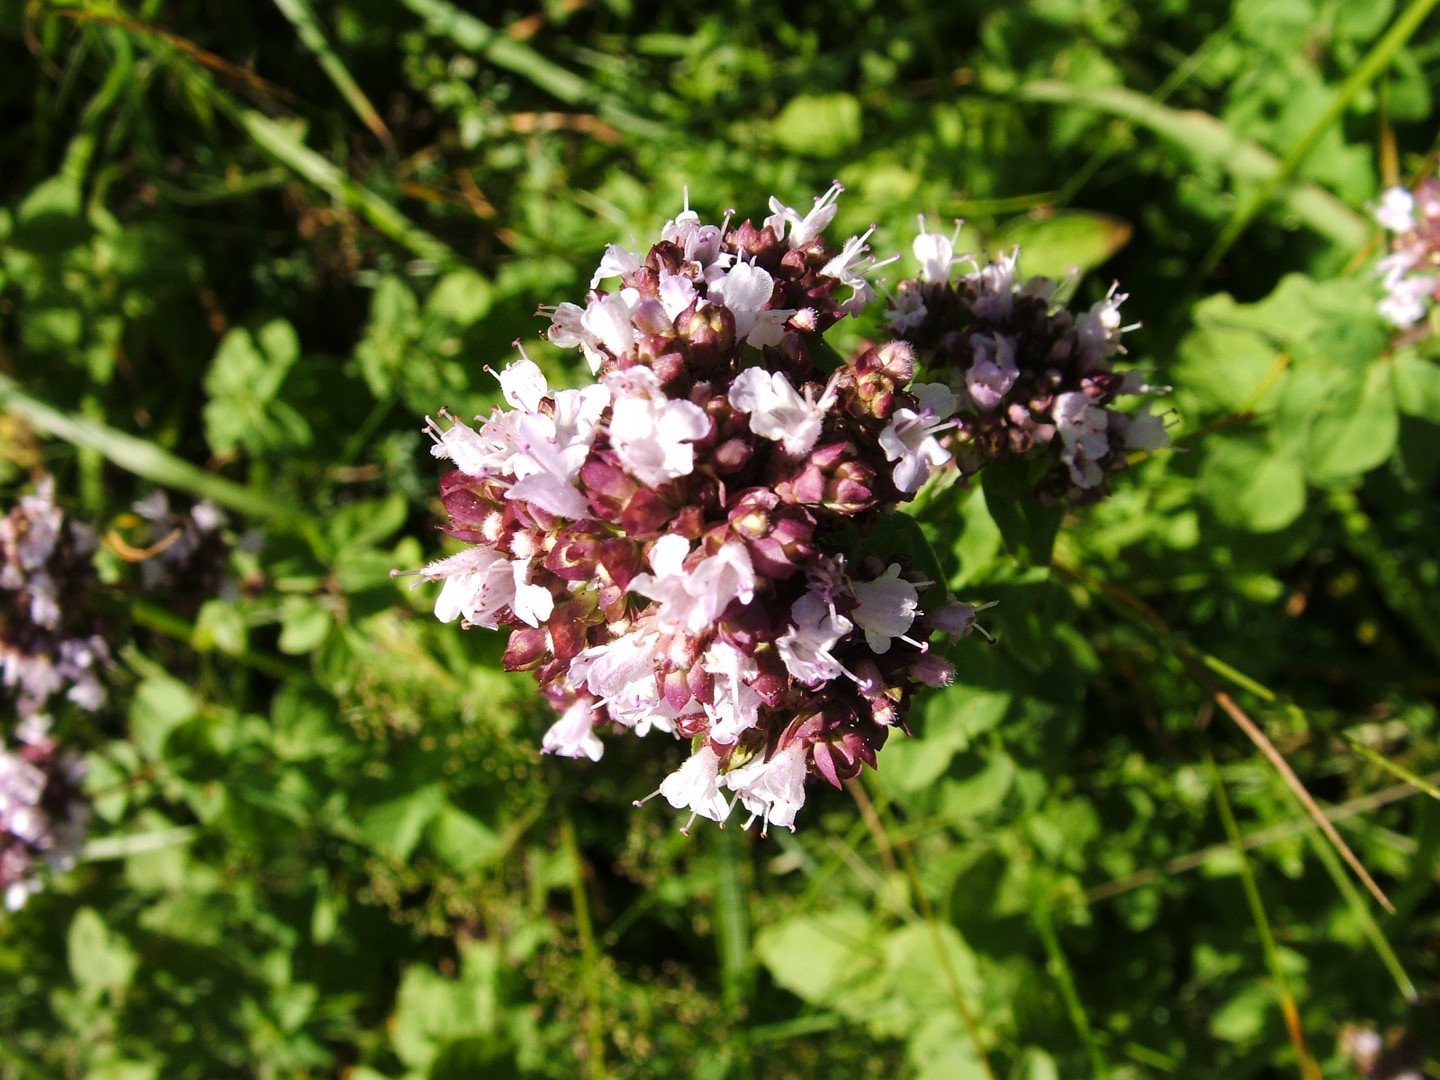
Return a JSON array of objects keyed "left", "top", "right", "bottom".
[
  {"left": 427, "top": 411, "right": 522, "bottom": 478},
  {"left": 1375, "top": 187, "right": 1417, "bottom": 234},
  {"left": 1117, "top": 402, "right": 1170, "bottom": 452},
  {"left": 970, "top": 248, "right": 1019, "bottom": 321},
  {"left": 590, "top": 243, "right": 642, "bottom": 289},
  {"left": 1075, "top": 285, "right": 1130, "bottom": 359},
  {"left": 724, "top": 741, "right": 807, "bottom": 833},
  {"left": 879, "top": 383, "right": 957, "bottom": 494},
  {"left": 912, "top": 215, "right": 966, "bottom": 283},
  {"left": 965, "top": 333, "right": 1019, "bottom": 412},
  {"left": 568, "top": 623, "right": 674, "bottom": 736},
  {"left": 777, "top": 590, "right": 853, "bottom": 685},
  {"left": 658, "top": 273, "right": 700, "bottom": 322},
  {"left": 764, "top": 181, "right": 844, "bottom": 249},
  {"left": 850, "top": 564, "right": 923, "bottom": 654},
  {"left": 661, "top": 206, "right": 728, "bottom": 273},
  {"left": 1054, "top": 391, "right": 1110, "bottom": 489},
  {"left": 820, "top": 227, "right": 880, "bottom": 315},
  {"left": 885, "top": 282, "right": 928, "bottom": 333},
  {"left": 702, "top": 641, "right": 763, "bottom": 744},
  {"left": 709, "top": 261, "right": 795, "bottom": 348},
  {"left": 426, "top": 548, "right": 552, "bottom": 628},
  {"left": 728, "top": 367, "right": 835, "bottom": 456},
  {"left": 605, "top": 368, "right": 711, "bottom": 487},
  {"left": 659, "top": 744, "right": 732, "bottom": 826},
  {"left": 498, "top": 356, "right": 549, "bottom": 411},
  {"left": 541, "top": 699, "right": 605, "bottom": 761}
]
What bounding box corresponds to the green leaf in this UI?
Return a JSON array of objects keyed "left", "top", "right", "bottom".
[
  {"left": 278, "top": 596, "right": 333, "bottom": 655},
  {"left": 130, "top": 675, "right": 198, "bottom": 760},
  {"left": 881, "top": 689, "right": 1010, "bottom": 793},
  {"left": 359, "top": 784, "right": 445, "bottom": 860},
  {"left": 391, "top": 942, "right": 502, "bottom": 1070},
  {"left": 1209, "top": 983, "right": 1271, "bottom": 1043},
  {"left": 428, "top": 1037, "right": 520, "bottom": 1080},
  {"left": 990, "top": 212, "right": 1132, "bottom": 279},
  {"left": 68, "top": 908, "right": 137, "bottom": 1005},
  {"left": 192, "top": 598, "right": 248, "bottom": 656},
  {"left": 938, "top": 754, "right": 1016, "bottom": 822},
  {"left": 755, "top": 905, "right": 881, "bottom": 1009},
  {"left": 1392, "top": 350, "right": 1440, "bottom": 423},
  {"left": 980, "top": 460, "right": 1064, "bottom": 567},
  {"left": 1012, "top": 82, "right": 1367, "bottom": 249},
  {"left": 1198, "top": 435, "right": 1307, "bottom": 532},
  {"left": 772, "top": 94, "right": 863, "bottom": 157},
  {"left": 1303, "top": 361, "right": 1397, "bottom": 483},
  {"left": 203, "top": 321, "right": 312, "bottom": 457},
  {"left": 428, "top": 803, "right": 503, "bottom": 873}
]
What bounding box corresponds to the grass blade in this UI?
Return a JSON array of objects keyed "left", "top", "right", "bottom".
[
  {"left": 236, "top": 110, "right": 460, "bottom": 267},
  {"left": 714, "top": 827, "right": 756, "bottom": 1080},
  {"left": 399, "top": 0, "right": 667, "bottom": 138},
  {"left": 1014, "top": 81, "right": 1367, "bottom": 251},
  {"left": 1201, "top": 0, "right": 1440, "bottom": 273},
  {"left": 1303, "top": 829, "right": 1418, "bottom": 1003},
  {"left": 559, "top": 814, "right": 610, "bottom": 1080},
  {"left": 271, "top": 0, "right": 396, "bottom": 153},
  {"left": 0, "top": 374, "right": 302, "bottom": 523}
]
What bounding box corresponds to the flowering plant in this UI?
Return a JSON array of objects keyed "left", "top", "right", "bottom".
[{"left": 412, "top": 187, "right": 1166, "bottom": 832}]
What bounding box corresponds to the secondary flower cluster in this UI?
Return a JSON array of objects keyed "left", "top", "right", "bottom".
[
  {"left": 1, "top": 476, "right": 109, "bottom": 718},
  {"left": 128, "top": 491, "right": 239, "bottom": 613},
  {"left": 415, "top": 188, "right": 984, "bottom": 831},
  {"left": 888, "top": 221, "right": 1168, "bottom": 504},
  {"left": 1374, "top": 180, "right": 1440, "bottom": 329},
  {"left": 0, "top": 715, "right": 89, "bottom": 911}
]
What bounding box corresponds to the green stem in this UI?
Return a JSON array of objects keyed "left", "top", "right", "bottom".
[
  {"left": 1032, "top": 882, "right": 1110, "bottom": 1079},
  {"left": 714, "top": 827, "right": 756, "bottom": 1080},
  {"left": 1205, "top": 755, "right": 1323, "bottom": 1080},
  {"left": 559, "top": 815, "right": 609, "bottom": 1080}
]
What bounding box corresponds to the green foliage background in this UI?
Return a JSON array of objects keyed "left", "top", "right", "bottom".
[{"left": 4, "top": 1, "right": 1440, "bottom": 1077}]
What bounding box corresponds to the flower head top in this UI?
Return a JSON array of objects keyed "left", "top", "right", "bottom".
[
  {"left": 546, "top": 182, "right": 887, "bottom": 389},
  {"left": 1374, "top": 179, "right": 1440, "bottom": 329},
  {"left": 888, "top": 224, "right": 1168, "bottom": 505},
  {"left": 413, "top": 189, "right": 985, "bottom": 832}
]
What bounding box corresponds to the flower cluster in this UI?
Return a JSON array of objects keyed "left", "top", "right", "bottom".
[
  {"left": 887, "top": 220, "right": 1168, "bottom": 504},
  {"left": 128, "top": 491, "right": 238, "bottom": 612},
  {"left": 0, "top": 715, "right": 89, "bottom": 911},
  {"left": 1374, "top": 180, "right": 1440, "bottom": 329},
  {"left": 413, "top": 187, "right": 984, "bottom": 831},
  {"left": 1, "top": 477, "right": 109, "bottom": 718}
]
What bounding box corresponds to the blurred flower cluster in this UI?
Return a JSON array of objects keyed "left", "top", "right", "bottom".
[
  {"left": 0, "top": 715, "right": 88, "bottom": 911},
  {"left": 1374, "top": 180, "right": 1440, "bottom": 329},
  {"left": 416, "top": 190, "right": 1163, "bottom": 831},
  {"left": 889, "top": 220, "right": 1168, "bottom": 505},
  {"left": 1, "top": 476, "right": 109, "bottom": 718},
  {"left": 125, "top": 491, "right": 240, "bottom": 614}
]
